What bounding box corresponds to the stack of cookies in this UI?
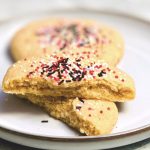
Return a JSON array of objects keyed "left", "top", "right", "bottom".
[{"left": 2, "top": 19, "right": 135, "bottom": 136}]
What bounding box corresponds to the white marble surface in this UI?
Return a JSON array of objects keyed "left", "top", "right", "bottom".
[{"left": 0, "top": 0, "right": 149, "bottom": 149}]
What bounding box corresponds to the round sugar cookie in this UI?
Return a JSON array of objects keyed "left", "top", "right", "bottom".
[{"left": 11, "top": 18, "right": 124, "bottom": 66}]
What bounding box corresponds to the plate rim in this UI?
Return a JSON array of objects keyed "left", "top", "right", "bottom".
[
  {"left": 0, "top": 124, "right": 150, "bottom": 142},
  {"left": 0, "top": 8, "right": 150, "bottom": 142}
]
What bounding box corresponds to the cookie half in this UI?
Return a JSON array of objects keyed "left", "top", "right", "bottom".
[
  {"left": 3, "top": 54, "right": 135, "bottom": 102},
  {"left": 19, "top": 95, "right": 118, "bottom": 136},
  {"left": 11, "top": 18, "right": 124, "bottom": 66}
]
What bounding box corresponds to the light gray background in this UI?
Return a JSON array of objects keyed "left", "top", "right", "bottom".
[
  {"left": 0, "top": 0, "right": 150, "bottom": 21},
  {"left": 0, "top": 0, "right": 150, "bottom": 149}
]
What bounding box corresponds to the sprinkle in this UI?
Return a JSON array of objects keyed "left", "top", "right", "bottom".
[
  {"left": 98, "top": 70, "right": 106, "bottom": 77},
  {"left": 35, "top": 23, "right": 106, "bottom": 50},
  {"left": 115, "top": 75, "right": 118, "bottom": 79},
  {"left": 89, "top": 114, "right": 91, "bottom": 117},
  {"left": 79, "top": 98, "right": 84, "bottom": 103},
  {"left": 100, "top": 110, "right": 103, "bottom": 114},
  {"left": 76, "top": 59, "right": 81, "bottom": 62},
  {"left": 88, "top": 107, "right": 93, "bottom": 110},
  {"left": 66, "top": 80, "right": 71, "bottom": 82},
  {"left": 107, "top": 67, "right": 111, "bottom": 72},
  {"left": 76, "top": 106, "right": 82, "bottom": 111},
  {"left": 89, "top": 70, "right": 94, "bottom": 75},
  {"left": 27, "top": 55, "right": 124, "bottom": 85},
  {"left": 121, "top": 79, "right": 125, "bottom": 82},
  {"left": 41, "top": 120, "right": 48, "bottom": 123},
  {"left": 107, "top": 107, "right": 110, "bottom": 111},
  {"left": 58, "top": 80, "right": 64, "bottom": 85}
]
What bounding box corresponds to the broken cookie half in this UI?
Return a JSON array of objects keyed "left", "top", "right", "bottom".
[
  {"left": 3, "top": 54, "right": 135, "bottom": 102},
  {"left": 19, "top": 95, "right": 118, "bottom": 136}
]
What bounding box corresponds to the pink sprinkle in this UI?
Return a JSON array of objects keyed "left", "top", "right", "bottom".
[
  {"left": 88, "top": 107, "right": 93, "bottom": 110},
  {"left": 35, "top": 67, "right": 39, "bottom": 71}
]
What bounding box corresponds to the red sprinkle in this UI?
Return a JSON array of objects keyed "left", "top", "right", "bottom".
[
  {"left": 26, "top": 55, "right": 125, "bottom": 85},
  {"left": 88, "top": 107, "right": 93, "bottom": 110},
  {"left": 35, "top": 23, "right": 106, "bottom": 50},
  {"left": 89, "top": 70, "right": 94, "bottom": 75},
  {"left": 115, "top": 75, "right": 118, "bottom": 79},
  {"left": 107, "top": 107, "right": 110, "bottom": 111}
]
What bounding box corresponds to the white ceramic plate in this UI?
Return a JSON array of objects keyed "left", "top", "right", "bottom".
[{"left": 0, "top": 9, "right": 150, "bottom": 150}]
